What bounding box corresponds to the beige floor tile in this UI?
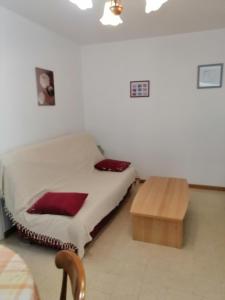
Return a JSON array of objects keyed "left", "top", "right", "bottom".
[
  {"left": 86, "top": 270, "right": 118, "bottom": 294},
  {"left": 112, "top": 276, "right": 142, "bottom": 299},
  {"left": 1, "top": 187, "right": 225, "bottom": 300},
  {"left": 139, "top": 282, "right": 167, "bottom": 300},
  {"left": 163, "top": 289, "right": 203, "bottom": 300},
  {"left": 110, "top": 292, "right": 141, "bottom": 300},
  {"left": 86, "top": 289, "right": 111, "bottom": 300},
  {"left": 192, "top": 277, "right": 224, "bottom": 298},
  {"left": 203, "top": 295, "right": 225, "bottom": 300}
]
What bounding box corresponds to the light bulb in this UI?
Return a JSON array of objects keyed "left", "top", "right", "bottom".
[
  {"left": 100, "top": 1, "right": 123, "bottom": 26},
  {"left": 69, "top": 0, "right": 93, "bottom": 10},
  {"left": 145, "top": 0, "right": 168, "bottom": 13}
]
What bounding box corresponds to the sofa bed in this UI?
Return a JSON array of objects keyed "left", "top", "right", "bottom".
[{"left": 0, "top": 133, "right": 136, "bottom": 256}]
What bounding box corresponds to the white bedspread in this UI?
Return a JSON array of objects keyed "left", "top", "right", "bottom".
[{"left": 0, "top": 133, "right": 136, "bottom": 256}]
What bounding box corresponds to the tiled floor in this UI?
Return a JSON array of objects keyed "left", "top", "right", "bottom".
[{"left": 1, "top": 185, "right": 225, "bottom": 299}]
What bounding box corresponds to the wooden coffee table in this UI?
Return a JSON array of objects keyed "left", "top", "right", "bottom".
[{"left": 130, "top": 176, "right": 189, "bottom": 248}]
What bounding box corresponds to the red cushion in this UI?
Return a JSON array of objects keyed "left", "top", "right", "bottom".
[
  {"left": 27, "top": 192, "right": 88, "bottom": 216},
  {"left": 95, "top": 159, "right": 131, "bottom": 172}
]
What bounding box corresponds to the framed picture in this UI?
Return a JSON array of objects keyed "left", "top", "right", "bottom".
[
  {"left": 197, "top": 64, "right": 223, "bottom": 89},
  {"left": 130, "top": 80, "right": 150, "bottom": 98},
  {"left": 35, "top": 67, "right": 55, "bottom": 105}
]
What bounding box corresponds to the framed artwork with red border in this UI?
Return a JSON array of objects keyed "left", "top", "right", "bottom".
[{"left": 130, "top": 80, "right": 150, "bottom": 98}]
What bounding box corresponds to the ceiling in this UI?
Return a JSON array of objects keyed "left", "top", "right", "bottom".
[{"left": 0, "top": 0, "right": 225, "bottom": 45}]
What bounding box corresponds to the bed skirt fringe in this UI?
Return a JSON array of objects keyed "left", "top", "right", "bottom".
[{"left": 3, "top": 204, "right": 77, "bottom": 252}]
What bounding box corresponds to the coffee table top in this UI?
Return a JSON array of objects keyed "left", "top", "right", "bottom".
[{"left": 130, "top": 176, "right": 189, "bottom": 221}]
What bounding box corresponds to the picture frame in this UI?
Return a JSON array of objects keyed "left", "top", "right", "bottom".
[
  {"left": 35, "top": 67, "right": 55, "bottom": 106},
  {"left": 130, "top": 80, "right": 150, "bottom": 98},
  {"left": 197, "top": 64, "right": 223, "bottom": 89}
]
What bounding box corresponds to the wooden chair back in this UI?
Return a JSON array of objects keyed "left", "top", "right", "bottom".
[{"left": 55, "top": 250, "right": 86, "bottom": 300}]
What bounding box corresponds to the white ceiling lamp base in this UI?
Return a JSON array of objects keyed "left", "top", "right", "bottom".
[
  {"left": 69, "top": 0, "right": 93, "bottom": 10},
  {"left": 100, "top": 1, "right": 123, "bottom": 26},
  {"left": 145, "top": 0, "right": 168, "bottom": 13}
]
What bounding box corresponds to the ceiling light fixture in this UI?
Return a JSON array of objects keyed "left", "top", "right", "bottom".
[
  {"left": 100, "top": 1, "right": 123, "bottom": 26},
  {"left": 69, "top": 0, "right": 169, "bottom": 26},
  {"left": 69, "top": 0, "right": 93, "bottom": 10},
  {"left": 145, "top": 0, "right": 168, "bottom": 13},
  {"left": 110, "top": 0, "right": 123, "bottom": 15}
]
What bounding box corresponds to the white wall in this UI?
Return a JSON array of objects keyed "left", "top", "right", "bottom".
[
  {"left": 0, "top": 7, "right": 84, "bottom": 154},
  {"left": 82, "top": 29, "right": 225, "bottom": 186}
]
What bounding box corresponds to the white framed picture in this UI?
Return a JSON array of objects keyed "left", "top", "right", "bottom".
[{"left": 197, "top": 64, "right": 223, "bottom": 89}]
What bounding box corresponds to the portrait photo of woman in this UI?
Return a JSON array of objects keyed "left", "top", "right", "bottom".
[{"left": 35, "top": 67, "right": 55, "bottom": 106}]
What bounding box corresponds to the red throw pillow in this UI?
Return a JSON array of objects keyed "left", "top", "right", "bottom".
[
  {"left": 27, "top": 192, "right": 88, "bottom": 216},
  {"left": 95, "top": 159, "right": 131, "bottom": 172}
]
